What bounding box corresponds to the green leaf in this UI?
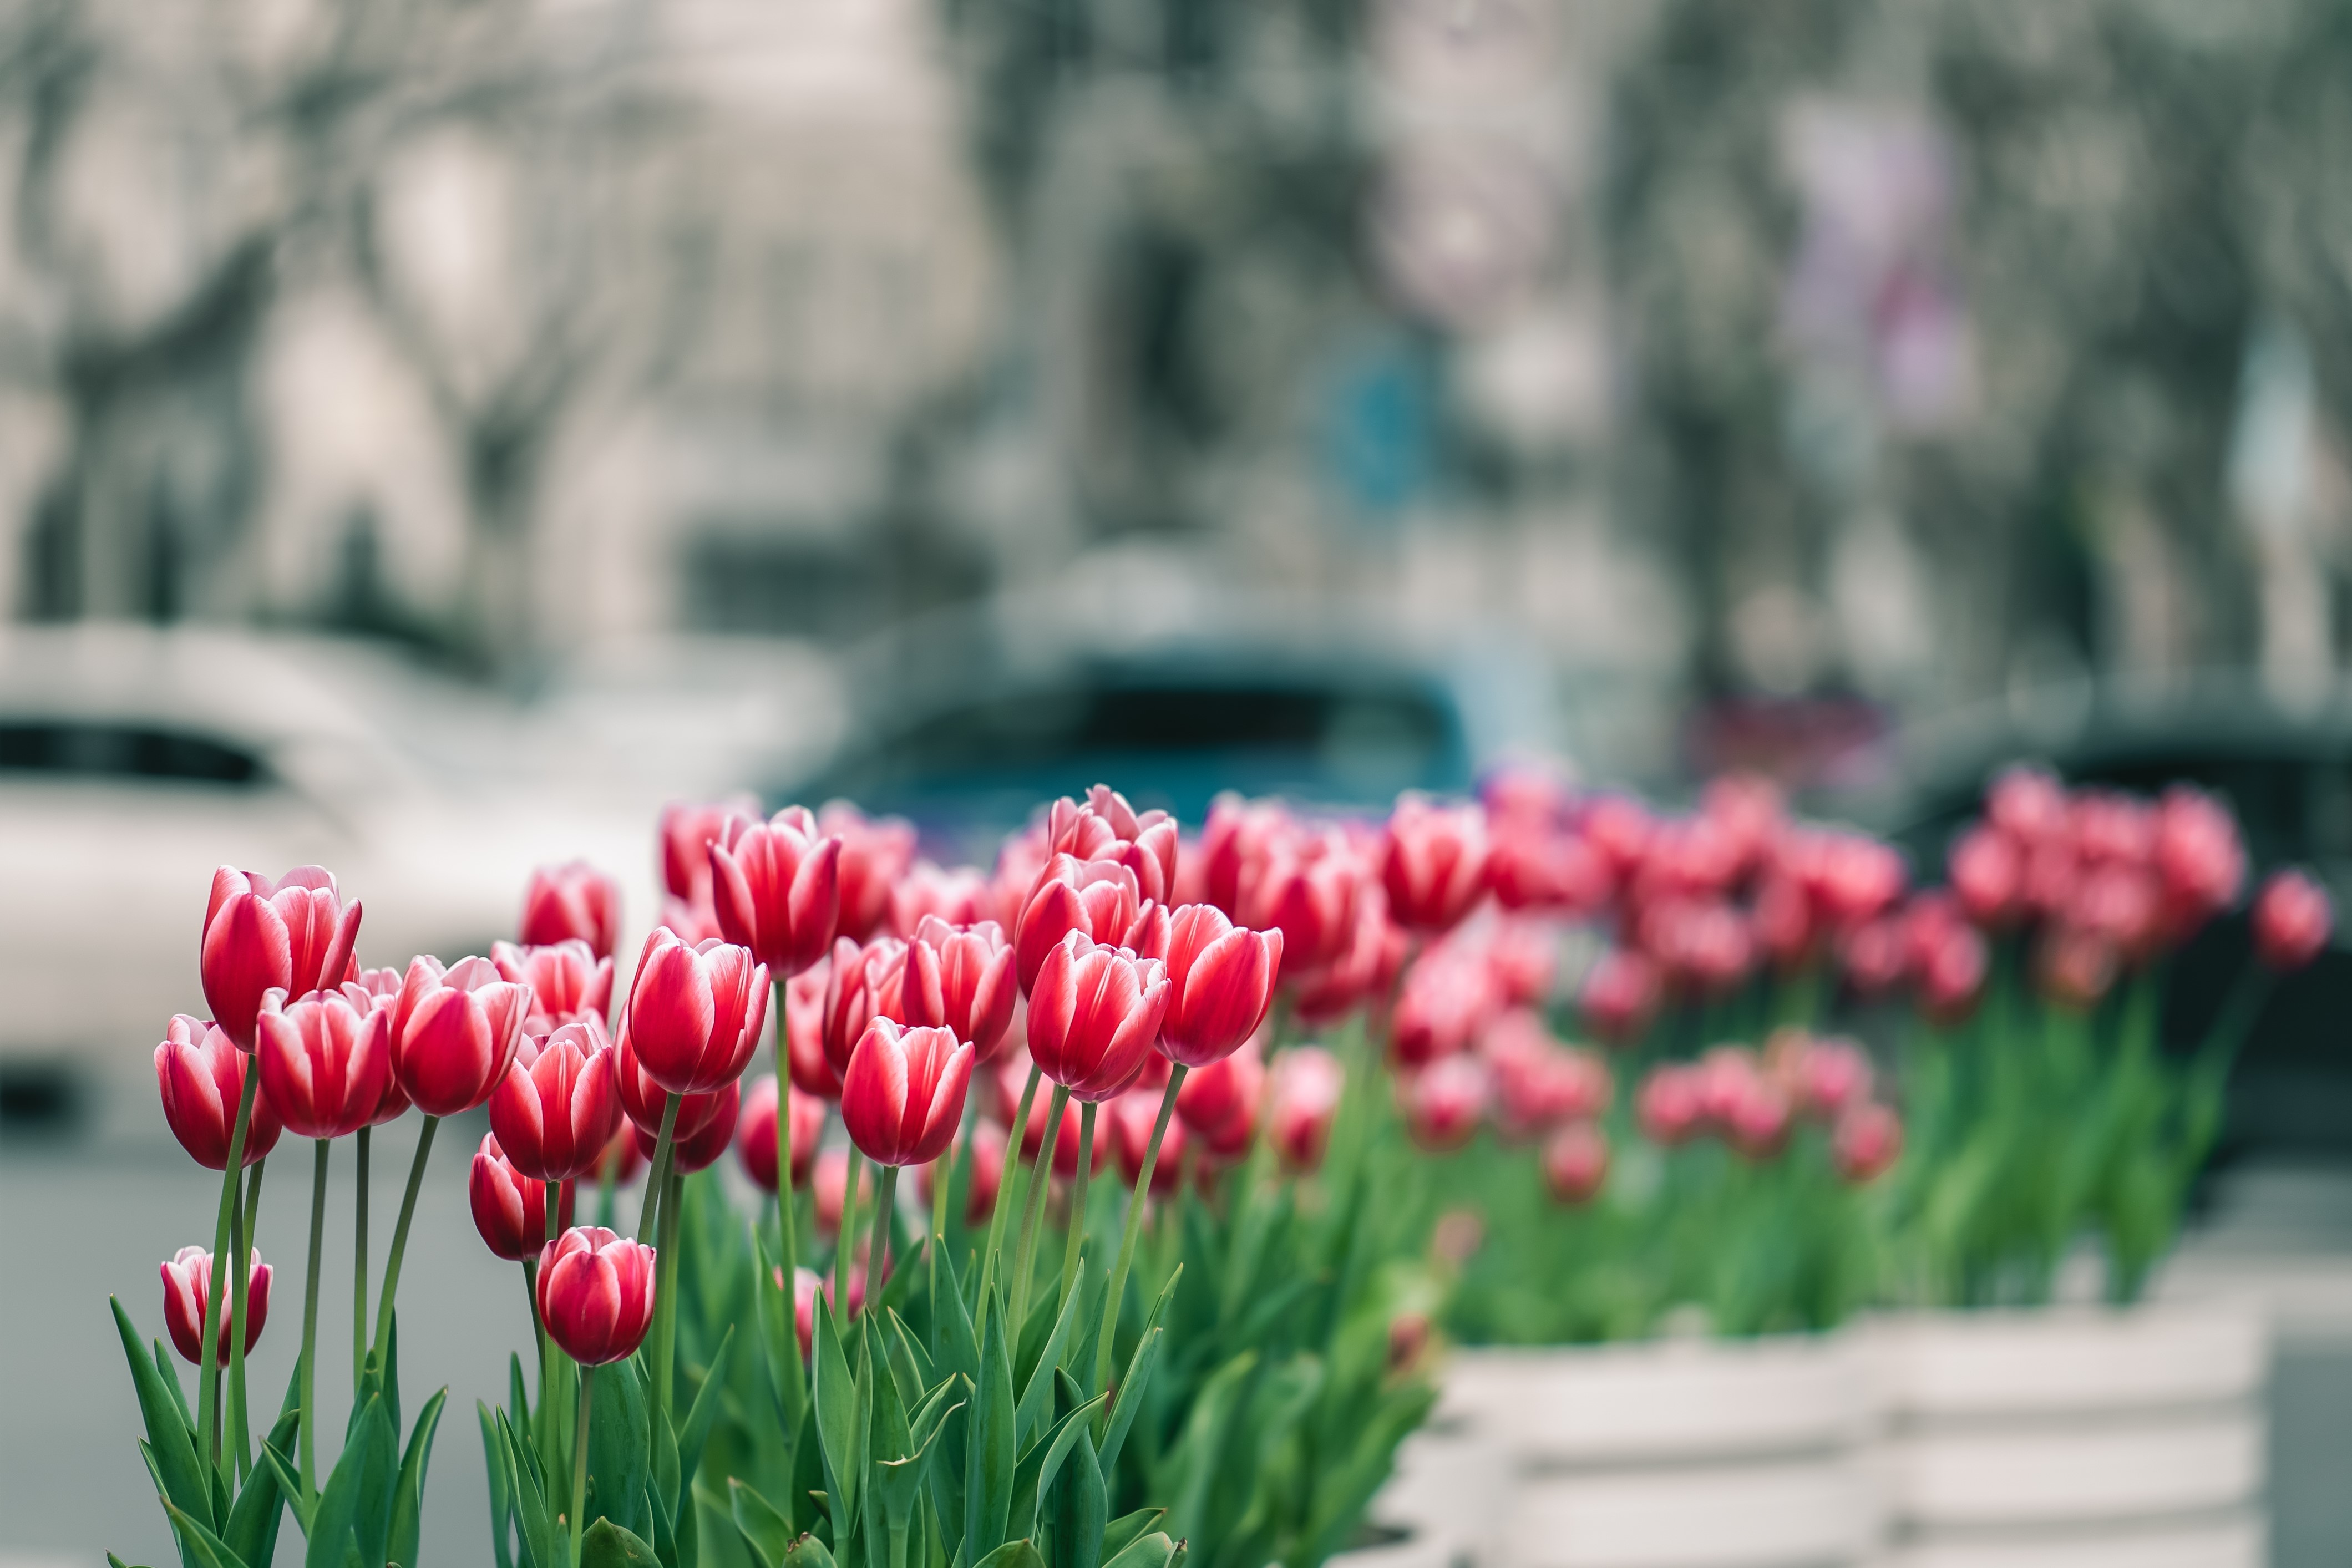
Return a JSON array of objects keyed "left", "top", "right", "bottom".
[
  {"left": 789, "top": 1400, "right": 829, "bottom": 1537},
  {"left": 306, "top": 1394, "right": 397, "bottom": 1568},
  {"left": 886, "top": 1312, "right": 934, "bottom": 1414},
  {"left": 932, "top": 1248, "right": 980, "bottom": 1387},
  {"left": 581, "top": 1516, "right": 664, "bottom": 1568},
  {"left": 969, "top": 1541, "right": 1043, "bottom": 1568},
  {"left": 154, "top": 1339, "right": 197, "bottom": 1439},
  {"left": 159, "top": 1498, "right": 251, "bottom": 1568},
  {"left": 1050, "top": 1426, "right": 1107, "bottom": 1568},
  {"left": 224, "top": 1405, "right": 302, "bottom": 1563},
  {"left": 388, "top": 1387, "right": 447, "bottom": 1568},
  {"left": 730, "top": 1478, "right": 795, "bottom": 1568},
  {"left": 109, "top": 1554, "right": 153, "bottom": 1568},
  {"left": 1099, "top": 1533, "right": 1176, "bottom": 1568},
  {"left": 673, "top": 1326, "right": 738, "bottom": 1524},
  {"left": 587, "top": 1358, "right": 653, "bottom": 1537},
  {"left": 782, "top": 1531, "right": 840, "bottom": 1568},
  {"left": 112, "top": 1297, "right": 212, "bottom": 1534},
  {"left": 496, "top": 1405, "right": 562, "bottom": 1568},
  {"left": 1011, "top": 1394, "right": 1107, "bottom": 1541},
  {"left": 1095, "top": 1329, "right": 1162, "bottom": 1481},
  {"left": 1099, "top": 1509, "right": 1164, "bottom": 1561},
  {"left": 479, "top": 1402, "right": 516, "bottom": 1568},
  {"left": 810, "top": 1296, "right": 865, "bottom": 1530},
  {"left": 962, "top": 1286, "right": 1017, "bottom": 1559},
  {"left": 510, "top": 1356, "right": 533, "bottom": 1440},
  {"left": 1014, "top": 1279, "right": 1088, "bottom": 1448}
]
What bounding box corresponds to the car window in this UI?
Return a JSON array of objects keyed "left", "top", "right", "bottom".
[{"left": 0, "top": 720, "right": 268, "bottom": 787}]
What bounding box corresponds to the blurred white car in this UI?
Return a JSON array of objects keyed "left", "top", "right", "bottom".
[{"left": 0, "top": 625, "right": 675, "bottom": 1132}]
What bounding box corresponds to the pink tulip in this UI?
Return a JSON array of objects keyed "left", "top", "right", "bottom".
[
  {"left": 1267, "top": 1046, "right": 1344, "bottom": 1173},
  {"left": 1157, "top": 905, "right": 1282, "bottom": 1068},
  {"left": 1948, "top": 826, "right": 2023, "bottom": 928},
  {"left": 819, "top": 802, "right": 918, "bottom": 944},
  {"left": 470, "top": 1134, "right": 575, "bottom": 1260},
  {"left": 660, "top": 798, "right": 759, "bottom": 902},
  {"left": 1382, "top": 794, "right": 1490, "bottom": 932},
  {"left": 1580, "top": 795, "right": 1654, "bottom": 879},
  {"left": 1292, "top": 884, "right": 1407, "bottom": 1027},
  {"left": 1542, "top": 1122, "right": 1610, "bottom": 1205},
  {"left": 738, "top": 1074, "right": 825, "bottom": 1193},
  {"left": 625, "top": 929, "right": 769, "bottom": 1095},
  {"left": 256, "top": 986, "right": 395, "bottom": 1141},
  {"left": 2254, "top": 869, "right": 2333, "bottom": 972},
  {"left": 615, "top": 1019, "right": 739, "bottom": 1143},
  {"left": 891, "top": 861, "right": 992, "bottom": 936},
  {"left": 1015, "top": 854, "right": 1144, "bottom": 996},
  {"left": 918, "top": 1120, "right": 1006, "bottom": 1226},
  {"left": 1174, "top": 1041, "right": 1264, "bottom": 1146},
  {"left": 201, "top": 865, "right": 362, "bottom": 1048},
  {"left": 489, "top": 1020, "right": 622, "bottom": 1183},
  {"left": 709, "top": 807, "right": 844, "bottom": 979},
  {"left": 1986, "top": 765, "right": 2069, "bottom": 846},
  {"left": 1025, "top": 932, "right": 1170, "bottom": 1101},
  {"left": 840, "top": 1018, "right": 974, "bottom": 1166},
  {"left": 784, "top": 966, "right": 842, "bottom": 1098},
  {"left": 1635, "top": 1064, "right": 1704, "bottom": 1145},
  {"left": 536, "top": 1227, "right": 656, "bottom": 1366},
  {"left": 1200, "top": 794, "right": 1290, "bottom": 917},
  {"left": 1920, "top": 923, "right": 1989, "bottom": 1023},
  {"left": 1390, "top": 948, "right": 1500, "bottom": 1068},
  {"left": 820, "top": 935, "right": 903, "bottom": 1082},
  {"left": 156, "top": 1016, "right": 283, "bottom": 1169},
  {"left": 161, "top": 1246, "right": 270, "bottom": 1367},
  {"left": 1788, "top": 1036, "right": 1871, "bottom": 1120},
  {"left": 812, "top": 1147, "right": 875, "bottom": 1240},
  {"left": 636, "top": 1079, "right": 740, "bottom": 1173},
  {"left": 493, "top": 939, "right": 614, "bottom": 1034},
  {"left": 894, "top": 917, "right": 1019, "bottom": 1061},
  {"left": 2153, "top": 786, "right": 2246, "bottom": 937},
  {"left": 391, "top": 955, "right": 531, "bottom": 1116},
  {"left": 519, "top": 861, "right": 621, "bottom": 960},
  {"left": 1833, "top": 1103, "right": 1903, "bottom": 1183},
  {"left": 1046, "top": 786, "right": 1181, "bottom": 905},
  {"left": 1239, "top": 827, "right": 1361, "bottom": 982},
  {"left": 1580, "top": 948, "right": 1661, "bottom": 1046},
  {"left": 1400, "top": 1056, "right": 1488, "bottom": 1150}
]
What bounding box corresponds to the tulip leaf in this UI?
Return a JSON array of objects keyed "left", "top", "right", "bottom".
[
  {"left": 587, "top": 1359, "right": 653, "bottom": 1538},
  {"left": 509, "top": 1356, "right": 533, "bottom": 1445},
  {"left": 967, "top": 1539, "right": 1043, "bottom": 1568},
  {"left": 729, "top": 1478, "right": 795, "bottom": 1568},
  {"left": 496, "top": 1405, "right": 561, "bottom": 1568},
  {"left": 108, "top": 1554, "right": 153, "bottom": 1568},
  {"left": 1099, "top": 1509, "right": 1165, "bottom": 1561},
  {"left": 1050, "top": 1424, "right": 1107, "bottom": 1568},
  {"left": 112, "top": 1297, "right": 212, "bottom": 1534},
  {"left": 809, "top": 1288, "right": 864, "bottom": 1531},
  {"left": 255, "top": 1440, "right": 309, "bottom": 1537},
  {"left": 1096, "top": 1328, "right": 1162, "bottom": 1483},
  {"left": 388, "top": 1386, "right": 447, "bottom": 1568},
  {"left": 153, "top": 1339, "right": 197, "bottom": 1439},
  {"left": 754, "top": 1230, "right": 803, "bottom": 1431},
  {"left": 224, "top": 1407, "right": 301, "bottom": 1564},
  {"left": 159, "top": 1497, "right": 251, "bottom": 1568},
  {"left": 885, "top": 1311, "right": 933, "bottom": 1412},
  {"left": 1011, "top": 1394, "right": 1107, "bottom": 1541},
  {"left": 783, "top": 1530, "right": 841, "bottom": 1568},
  {"left": 581, "top": 1516, "right": 663, "bottom": 1568},
  {"left": 962, "top": 1288, "right": 1017, "bottom": 1559},
  {"left": 478, "top": 1402, "right": 516, "bottom": 1568},
  {"left": 1100, "top": 1533, "right": 1177, "bottom": 1568},
  {"left": 673, "top": 1326, "right": 737, "bottom": 1524},
  {"left": 1014, "top": 1278, "right": 1088, "bottom": 1448},
  {"left": 933, "top": 1248, "right": 980, "bottom": 1387},
  {"left": 306, "top": 1393, "right": 396, "bottom": 1568}
]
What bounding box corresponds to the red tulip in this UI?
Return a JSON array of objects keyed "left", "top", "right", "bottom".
[
  {"left": 1542, "top": 1122, "right": 1610, "bottom": 1205},
  {"left": 812, "top": 1148, "right": 875, "bottom": 1240},
  {"left": 615, "top": 1018, "right": 739, "bottom": 1143},
  {"left": 1632, "top": 816, "right": 1744, "bottom": 904},
  {"left": 819, "top": 935, "right": 903, "bottom": 1080},
  {"left": 493, "top": 939, "right": 614, "bottom": 1034},
  {"left": 1122, "top": 900, "right": 1172, "bottom": 962},
  {"left": 1752, "top": 871, "right": 1816, "bottom": 970},
  {"left": 895, "top": 917, "right": 1019, "bottom": 1062},
  {"left": 1635, "top": 1064, "right": 1703, "bottom": 1145},
  {"left": 1158, "top": 905, "right": 1281, "bottom": 1068},
  {"left": 1488, "top": 823, "right": 1614, "bottom": 916},
  {"left": 343, "top": 976, "right": 413, "bottom": 1128},
  {"left": 840, "top": 1018, "right": 974, "bottom": 1166},
  {"left": 156, "top": 1016, "right": 283, "bottom": 1169},
  {"left": 1108, "top": 1089, "right": 1189, "bottom": 1196},
  {"left": 489, "top": 1020, "right": 622, "bottom": 1183},
  {"left": 470, "top": 1134, "right": 576, "bottom": 1259},
  {"left": 660, "top": 798, "right": 759, "bottom": 902},
  {"left": 1026, "top": 933, "right": 1170, "bottom": 1101},
  {"left": 738, "top": 1074, "right": 825, "bottom": 1193},
  {"left": 1839, "top": 916, "right": 1910, "bottom": 997},
  {"left": 1382, "top": 795, "right": 1490, "bottom": 932},
  {"left": 1391, "top": 948, "right": 1500, "bottom": 1067},
  {"left": 1238, "top": 828, "right": 1360, "bottom": 982},
  {"left": 1580, "top": 795, "right": 1654, "bottom": 878},
  {"left": 2038, "top": 924, "right": 2116, "bottom": 1008},
  {"left": 202, "top": 865, "right": 362, "bottom": 1048},
  {"left": 711, "top": 808, "right": 844, "bottom": 977},
  {"left": 784, "top": 1265, "right": 825, "bottom": 1357},
  {"left": 779, "top": 966, "right": 839, "bottom": 1097},
  {"left": 1175, "top": 1041, "right": 1264, "bottom": 1144},
  {"left": 160, "top": 1246, "right": 270, "bottom": 1367},
  {"left": 625, "top": 929, "right": 769, "bottom": 1095},
  {"left": 1948, "top": 825, "right": 2022, "bottom": 928},
  {"left": 1986, "top": 765, "right": 2069, "bottom": 846},
  {"left": 2071, "top": 864, "right": 2162, "bottom": 962},
  {"left": 2254, "top": 869, "right": 2333, "bottom": 971},
  {"left": 1007, "top": 1073, "right": 1111, "bottom": 1175},
  {"left": 535, "top": 1227, "right": 656, "bottom": 1366},
  {"left": 2153, "top": 786, "right": 2246, "bottom": 934},
  {"left": 1787, "top": 1036, "right": 1871, "bottom": 1120},
  {"left": 256, "top": 986, "right": 395, "bottom": 1141},
  {"left": 1267, "top": 1046, "right": 1344, "bottom": 1173},
  {"left": 1292, "top": 883, "right": 1407, "bottom": 1027},
  {"left": 892, "top": 861, "right": 992, "bottom": 936},
  {"left": 1723, "top": 1077, "right": 1792, "bottom": 1161},
  {"left": 1666, "top": 900, "right": 1756, "bottom": 995},
  {"left": 1833, "top": 1102, "right": 1903, "bottom": 1183},
  {"left": 1807, "top": 833, "right": 1907, "bottom": 932},
  {"left": 391, "top": 955, "right": 531, "bottom": 1116},
  {"left": 1200, "top": 794, "right": 1289, "bottom": 916},
  {"left": 1920, "top": 923, "right": 1989, "bottom": 1023},
  {"left": 819, "top": 802, "right": 918, "bottom": 943},
  {"left": 637, "top": 1078, "right": 740, "bottom": 1172},
  {"left": 1046, "top": 786, "right": 1181, "bottom": 905},
  {"left": 919, "top": 1120, "right": 1006, "bottom": 1225},
  {"left": 1580, "top": 948, "right": 1661, "bottom": 1046},
  {"left": 1015, "top": 855, "right": 1144, "bottom": 996},
  {"left": 1701, "top": 774, "right": 1785, "bottom": 875},
  {"left": 520, "top": 861, "right": 621, "bottom": 960},
  {"left": 1400, "top": 1056, "right": 1488, "bottom": 1150}
]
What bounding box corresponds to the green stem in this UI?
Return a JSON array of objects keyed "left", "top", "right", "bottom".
[
  {"left": 230, "top": 1153, "right": 266, "bottom": 1480},
  {"left": 638, "top": 1094, "right": 682, "bottom": 1245},
  {"left": 352, "top": 1124, "right": 369, "bottom": 1396},
  {"left": 569, "top": 1367, "right": 595, "bottom": 1567},
  {"left": 774, "top": 981, "right": 808, "bottom": 1426},
  {"left": 1057, "top": 1101, "right": 1097, "bottom": 1311},
  {"left": 541, "top": 1180, "right": 561, "bottom": 1464},
  {"left": 866, "top": 1164, "right": 900, "bottom": 1325},
  {"left": 301, "top": 1138, "right": 330, "bottom": 1503},
  {"left": 1092, "top": 1065, "right": 1185, "bottom": 1413},
  {"left": 371, "top": 1114, "right": 440, "bottom": 1368},
  {"left": 835, "top": 1146, "right": 866, "bottom": 1325},
  {"left": 974, "top": 1065, "right": 1041, "bottom": 1341},
  {"left": 1010, "top": 1085, "right": 1071, "bottom": 1344},
  {"left": 198, "top": 1072, "right": 258, "bottom": 1469},
  {"left": 653, "top": 1164, "right": 685, "bottom": 1420}
]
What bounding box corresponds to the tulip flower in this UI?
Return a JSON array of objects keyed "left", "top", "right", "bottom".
[
  {"left": 1240, "top": 828, "right": 1360, "bottom": 982},
  {"left": 470, "top": 1134, "right": 575, "bottom": 1260},
  {"left": 637, "top": 1079, "right": 739, "bottom": 1172},
  {"left": 1920, "top": 923, "right": 1989, "bottom": 1023},
  {"left": 783, "top": 965, "right": 839, "bottom": 1096},
  {"left": 1636, "top": 1064, "right": 1704, "bottom": 1145},
  {"left": 2072, "top": 790, "right": 2155, "bottom": 866},
  {"left": 161, "top": 1246, "right": 271, "bottom": 1367},
  {"left": 1542, "top": 1122, "right": 1610, "bottom": 1205},
  {"left": 156, "top": 1015, "right": 283, "bottom": 1169},
  {"left": 1158, "top": 905, "right": 1281, "bottom": 1068},
  {"left": 536, "top": 1226, "right": 657, "bottom": 1366},
  {"left": 519, "top": 861, "right": 621, "bottom": 959},
  {"left": 625, "top": 929, "right": 769, "bottom": 1095},
  {"left": 660, "top": 797, "right": 759, "bottom": 902},
  {"left": 1175, "top": 1042, "right": 1264, "bottom": 1146},
  {"left": 1988, "top": 765, "right": 2070, "bottom": 845},
  {"left": 1122, "top": 900, "right": 1171, "bottom": 962},
  {"left": 1200, "top": 794, "right": 1289, "bottom": 916},
  {"left": 1026, "top": 931, "right": 1170, "bottom": 1101},
  {"left": 1948, "top": 826, "right": 2022, "bottom": 928},
  {"left": 1486, "top": 1021, "right": 1611, "bottom": 1140},
  {"left": 2019, "top": 834, "right": 2081, "bottom": 920},
  {"left": 1751, "top": 871, "right": 1816, "bottom": 970},
  {"left": 1724, "top": 1078, "right": 1793, "bottom": 1161},
  {"left": 661, "top": 892, "right": 724, "bottom": 943},
  {"left": 1483, "top": 917, "right": 1558, "bottom": 1007},
  {"left": 493, "top": 939, "right": 614, "bottom": 1034},
  {"left": 738, "top": 1074, "right": 824, "bottom": 1193},
  {"left": 711, "top": 808, "right": 845, "bottom": 977},
  {"left": 201, "top": 865, "right": 362, "bottom": 1048},
  {"left": 820, "top": 801, "right": 919, "bottom": 943},
  {"left": 818, "top": 935, "right": 903, "bottom": 1080},
  {"left": 2072, "top": 864, "right": 2163, "bottom": 963},
  {"left": 1839, "top": 916, "right": 1910, "bottom": 998},
  {"left": 1692, "top": 1047, "right": 1765, "bottom": 1128},
  {"left": 1390, "top": 948, "right": 1499, "bottom": 1067},
  {"left": 894, "top": 916, "right": 1019, "bottom": 1061},
  {"left": 1487, "top": 825, "right": 1614, "bottom": 916},
  {"left": 1109, "top": 1089, "right": 1189, "bottom": 1196},
  {"left": 1581, "top": 795, "right": 1654, "bottom": 878},
  {"left": 1046, "top": 786, "right": 1181, "bottom": 904},
  {"left": 840, "top": 1018, "right": 974, "bottom": 1166},
  {"left": 1382, "top": 794, "right": 1491, "bottom": 932},
  {"left": 2153, "top": 786, "right": 2246, "bottom": 935},
  {"left": 2039, "top": 924, "right": 2117, "bottom": 1008},
  {"left": 1015, "top": 854, "right": 1144, "bottom": 995},
  {"left": 1833, "top": 1102, "right": 1903, "bottom": 1183},
  {"left": 1807, "top": 833, "right": 1907, "bottom": 933},
  {"left": 892, "top": 860, "right": 992, "bottom": 936},
  {"left": 1293, "top": 885, "right": 1406, "bottom": 1027},
  {"left": 616, "top": 1021, "right": 739, "bottom": 1143},
  {"left": 812, "top": 1147, "right": 875, "bottom": 1240},
  {"left": 1580, "top": 948, "right": 1661, "bottom": 1046},
  {"left": 489, "top": 1020, "right": 623, "bottom": 1183},
  {"left": 391, "top": 955, "right": 531, "bottom": 1116},
  {"left": 1787, "top": 1036, "right": 1872, "bottom": 1120},
  {"left": 919, "top": 1120, "right": 1006, "bottom": 1225},
  {"left": 1400, "top": 1056, "right": 1488, "bottom": 1150},
  {"left": 255, "top": 986, "right": 394, "bottom": 1140},
  {"left": 1267, "top": 1046, "right": 1344, "bottom": 1173},
  {"left": 783, "top": 1263, "right": 825, "bottom": 1358},
  {"left": 2254, "top": 869, "right": 2333, "bottom": 971}
]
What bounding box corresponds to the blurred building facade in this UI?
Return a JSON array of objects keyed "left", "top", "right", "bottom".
[{"left": 3, "top": 0, "right": 2351, "bottom": 782}]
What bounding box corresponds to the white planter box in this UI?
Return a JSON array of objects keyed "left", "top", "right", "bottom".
[{"left": 1867, "top": 1302, "right": 2269, "bottom": 1568}]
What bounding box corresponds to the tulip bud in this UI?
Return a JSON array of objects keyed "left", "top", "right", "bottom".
[
  {"left": 636, "top": 1078, "right": 740, "bottom": 1172},
  {"left": 201, "top": 866, "right": 362, "bottom": 1048},
  {"left": 919, "top": 1120, "right": 1007, "bottom": 1225},
  {"left": 783, "top": 966, "right": 839, "bottom": 1097},
  {"left": 1542, "top": 1122, "right": 1610, "bottom": 1205},
  {"left": 625, "top": 929, "right": 769, "bottom": 1095},
  {"left": 710, "top": 809, "right": 845, "bottom": 977},
  {"left": 489, "top": 1020, "right": 623, "bottom": 1183},
  {"left": 841, "top": 1018, "right": 974, "bottom": 1167},
  {"left": 536, "top": 1227, "right": 657, "bottom": 1365},
  {"left": 1045, "top": 785, "right": 1182, "bottom": 904},
  {"left": 1391, "top": 948, "right": 1500, "bottom": 1068},
  {"left": 820, "top": 935, "right": 901, "bottom": 1082},
  {"left": 1580, "top": 948, "right": 1661, "bottom": 1046},
  {"left": 1158, "top": 905, "right": 1282, "bottom": 1068},
  {"left": 738, "top": 1074, "right": 825, "bottom": 1193},
  {"left": 1724, "top": 1078, "right": 1792, "bottom": 1161},
  {"left": 1382, "top": 794, "right": 1491, "bottom": 932},
  {"left": 1839, "top": 917, "right": 1910, "bottom": 998},
  {"left": 256, "top": 986, "right": 396, "bottom": 1141},
  {"left": 1293, "top": 885, "right": 1406, "bottom": 1028},
  {"left": 1108, "top": 1089, "right": 1189, "bottom": 1196},
  {"left": 155, "top": 1016, "right": 283, "bottom": 1169},
  {"left": 1175, "top": 1042, "right": 1264, "bottom": 1146},
  {"left": 1833, "top": 1102, "right": 1903, "bottom": 1183},
  {"left": 1581, "top": 795, "right": 1654, "bottom": 878},
  {"left": 493, "top": 939, "right": 614, "bottom": 1034},
  {"left": 1400, "top": 1056, "right": 1488, "bottom": 1151},
  {"left": 1239, "top": 827, "right": 1361, "bottom": 983},
  {"left": 1921, "top": 925, "right": 1989, "bottom": 1024},
  {"left": 2254, "top": 869, "right": 2333, "bottom": 971},
  {"left": 391, "top": 955, "right": 531, "bottom": 1116},
  {"left": 2038, "top": 923, "right": 2117, "bottom": 1009},
  {"left": 660, "top": 798, "right": 759, "bottom": 902},
  {"left": 1987, "top": 765, "right": 2069, "bottom": 845},
  {"left": 519, "top": 861, "right": 621, "bottom": 960},
  {"left": 470, "top": 1134, "right": 576, "bottom": 1260},
  {"left": 160, "top": 1246, "right": 271, "bottom": 1367},
  {"left": 1751, "top": 871, "right": 1816, "bottom": 970},
  {"left": 1026, "top": 932, "right": 1170, "bottom": 1102},
  {"left": 898, "top": 917, "right": 1020, "bottom": 1061},
  {"left": 818, "top": 802, "right": 919, "bottom": 944},
  {"left": 1636, "top": 1064, "right": 1704, "bottom": 1145},
  {"left": 1016, "top": 855, "right": 1145, "bottom": 996},
  {"left": 1948, "top": 826, "right": 2022, "bottom": 928},
  {"left": 1789, "top": 1036, "right": 1872, "bottom": 1120},
  {"left": 1267, "top": 1046, "right": 1344, "bottom": 1173},
  {"left": 812, "top": 1147, "right": 875, "bottom": 1240},
  {"left": 891, "top": 860, "right": 993, "bottom": 937},
  {"left": 615, "top": 1019, "right": 738, "bottom": 1143},
  {"left": 780, "top": 1264, "right": 825, "bottom": 1358},
  {"left": 1808, "top": 834, "right": 1907, "bottom": 933}
]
